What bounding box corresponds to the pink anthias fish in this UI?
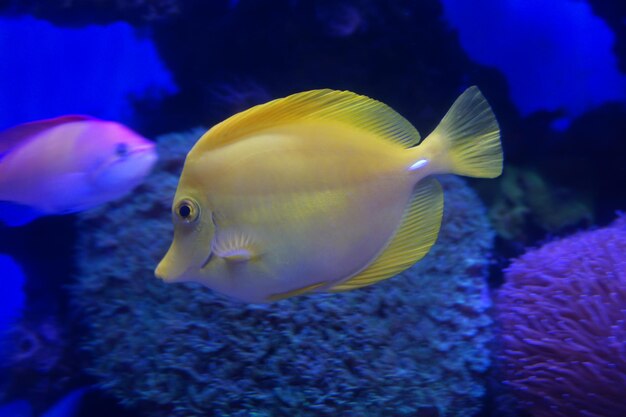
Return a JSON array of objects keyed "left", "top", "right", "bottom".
[{"left": 0, "top": 115, "right": 157, "bottom": 226}]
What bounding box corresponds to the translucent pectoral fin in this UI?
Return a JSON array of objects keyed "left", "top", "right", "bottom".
[
  {"left": 216, "top": 248, "right": 254, "bottom": 263},
  {"left": 211, "top": 229, "right": 259, "bottom": 263}
]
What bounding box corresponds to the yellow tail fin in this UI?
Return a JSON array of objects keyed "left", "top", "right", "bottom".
[{"left": 418, "top": 86, "right": 502, "bottom": 178}]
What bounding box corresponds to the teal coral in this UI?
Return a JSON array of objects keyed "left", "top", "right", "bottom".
[{"left": 72, "top": 129, "right": 495, "bottom": 417}]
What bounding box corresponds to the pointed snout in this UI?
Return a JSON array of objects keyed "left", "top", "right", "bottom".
[
  {"left": 154, "top": 243, "right": 199, "bottom": 284},
  {"left": 154, "top": 261, "right": 168, "bottom": 281},
  {"left": 154, "top": 251, "right": 187, "bottom": 283},
  {"left": 154, "top": 217, "right": 213, "bottom": 285}
]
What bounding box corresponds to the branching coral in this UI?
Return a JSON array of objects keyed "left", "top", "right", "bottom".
[
  {"left": 72, "top": 129, "right": 495, "bottom": 417},
  {"left": 495, "top": 216, "right": 626, "bottom": 417}
]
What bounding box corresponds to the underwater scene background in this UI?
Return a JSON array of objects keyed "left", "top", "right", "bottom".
[{"left": 0, "top": 1, "right": 625, "bottom": 416}]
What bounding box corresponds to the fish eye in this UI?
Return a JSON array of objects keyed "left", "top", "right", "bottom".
[
  {"left": 115, "top": 142, "right": 129, "bottom": 157},
  {"left": 175, "top": 198, "right": 200, "bottom": 223}
]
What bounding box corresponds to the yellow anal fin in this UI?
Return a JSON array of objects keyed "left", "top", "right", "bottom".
[
  {"left": 194, "top": 89, "right": 421, "bottom": 153},
  {"left": 329, "top": 177, "right": 443, "bottom": 292},
  {"left": 267, "top": 281, "right": 328, "bottom": 302}
]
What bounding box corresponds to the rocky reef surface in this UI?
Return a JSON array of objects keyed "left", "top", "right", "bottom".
[{"left": 73, "top": 128, "right": 495, "bottom": 417}]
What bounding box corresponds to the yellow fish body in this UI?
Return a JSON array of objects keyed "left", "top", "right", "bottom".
[{"left": 155, "top": 87, "right": 502, "bottom": 303}]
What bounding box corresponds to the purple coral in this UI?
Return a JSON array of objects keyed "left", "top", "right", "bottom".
[{"left": 495, "top": 216, "right": 626, "bottom": 417}]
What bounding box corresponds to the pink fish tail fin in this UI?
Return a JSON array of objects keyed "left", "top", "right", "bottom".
[{"left": 414, "top": 86, "right": 502, "bottom": 179}]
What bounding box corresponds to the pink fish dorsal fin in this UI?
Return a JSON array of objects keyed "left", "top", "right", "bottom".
[{"left": 0, "top": 115, "right": 96, "bottom": 157}]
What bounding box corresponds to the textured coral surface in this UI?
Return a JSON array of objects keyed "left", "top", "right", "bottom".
[
  {"left": 496, "top": 216, "right": 626, "bottom": 417},
  {"left": 73, "top": 129, "right": 494, "bottom": 417}
]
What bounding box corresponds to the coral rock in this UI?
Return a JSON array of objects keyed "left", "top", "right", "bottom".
[{"left": 73, "top": 129, "right": 495, "bottom": 417}]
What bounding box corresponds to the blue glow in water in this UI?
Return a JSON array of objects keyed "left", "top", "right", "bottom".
[
  {"left": 441, "top": 0, "right": 626, "bottom": 129},
  {"left": 0, "top": 388, "right": 88, "bottom": 417},
  {"left": 40, "top": 388, "right": 89, "bottom": 417},
  {"left": 0, "top": 16, "right": 177, "bottom": 130},
  {"left": 0, "top": 400, "right": 31, "bottom": 417}
]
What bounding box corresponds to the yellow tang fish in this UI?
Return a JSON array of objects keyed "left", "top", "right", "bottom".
[{"left": 155, "top": 86, "right": 502, "bottom": 303}]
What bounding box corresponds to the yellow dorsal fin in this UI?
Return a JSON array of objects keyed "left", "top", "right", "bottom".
[
  {"left": 267, "top": 281, "right": 328, "bottom": 302},
  {"left": 329, "top": 177, "right": 443, "bottom": 292},
  {"left": 194, "top": 89, "right": 421, "bottom": 153}
]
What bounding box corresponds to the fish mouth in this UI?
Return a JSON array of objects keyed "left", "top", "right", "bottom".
[
  {"left": 154, "top": 262, "right": 191, "bottom": 283},
  {"left": 154, "top": 252, "right": 191, "bottom": 283},
  {"left": 123, "top": 145, "right": 158, "bottom": 165},
  {"left": 128, "top": 144, "right": 156, "bottom": 156},
  {"left": 155, "top": 245, "right": 213, "bottom": 283},
  {"left": 154, "top": 263, "right": 166, "bottom": 280}
]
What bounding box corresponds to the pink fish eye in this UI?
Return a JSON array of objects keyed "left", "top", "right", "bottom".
[{"left": 115, "top": 142, "right": 129, "bottom": 157}]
